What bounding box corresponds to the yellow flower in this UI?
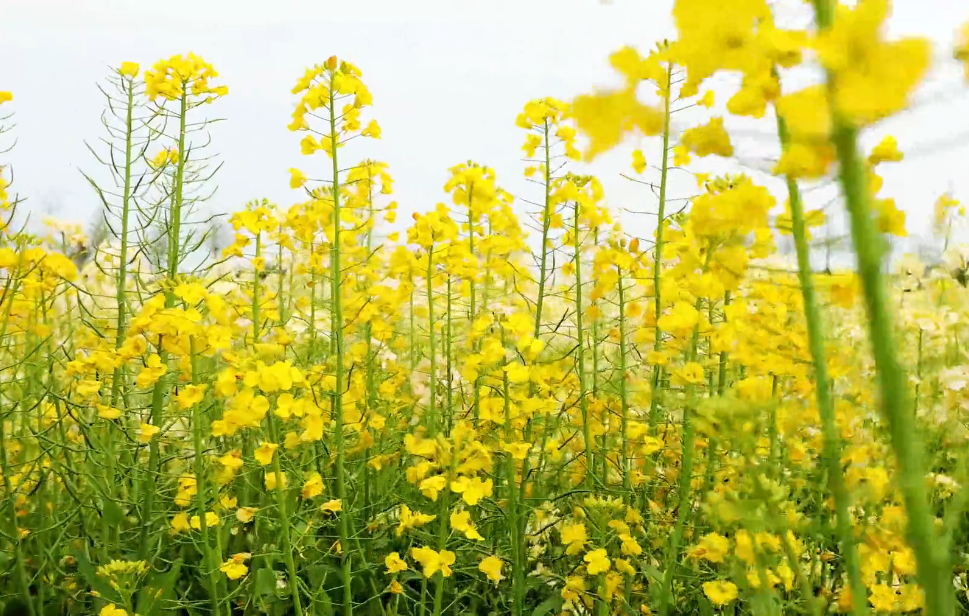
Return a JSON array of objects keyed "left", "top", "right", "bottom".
[
  {"left": 868, "top": 582, "right": 897, "bottom": 613},
  {"left": 571, "top": 86, "right": 664, "bottom": 160},
  {"left": 302, "top": 472, "right": 324, "bottom": 499},
  {"left": 672, "top": 145, "right": 691, "bottom": 167},
  {"left": 254, "top": 442, "right": 279, "bottom": 466},
  {"left": 673, "top": 362, "right": 704, "bottom": 386},
  {"left": 385, "top": 552, "right": 407, "bottom": 574},
  {"left": 136, "top": 354, "right": 168, "bottom": 389},
  {"left": 236, "top": 507, "right": 258, "bottom": 523},
  {"left": 220, "top": 553, "right": 251, "bottom": 580},
  {"left": 688, "top": 532, "right": 730, "bottom": 563},
  {"left": 264, "top": 472, "right": 287, "bottom": 490},
  {"left": 0, "top": 91, "right": 12, "bottom": 104},
  {"left": 702, "top": 580, "right": 738, "bottom": 606},
  {"left": 289, "top": 168, "right": 307, "bottom": 189},
  {"left": 397, "top": 505, "right": 436, "bottom": 536},
  {"left": 450, "top": 476, "right": 493, "bottom": 506},
  {"left": 584, "top": 548, "right": 611, "bottom": 575},
  {"left": 174, "top": 384, "right": 206, "bottom": 410},
  {"left": 174, "top": 282, "right": 208, "bottom": 305},
  {"left": 898, "top": 584, "right": 924, "bottom": 612},
  {"left": 735, "top": 529, "right": 756, "bottom": 564},
  {"left": 680, "top": 117, "right": 733, "bottom": 158},
  {"left": 450, "top": 510, "right": 484, "bottom": 541},
  {"left": 502, "top": 441, "right": 531, "bottom": 461},
  {"left": 320, "top": 499, "right": 343, "bottom": 514},
  {"left": 137, "top": 423, "right": 160, "bottom": 444},
  {"left": 813, "top": 0, "right": 931, "bottom": 126},
  {"left": 956, "top": 21, "right": 969, "bottom": 79},
  {"left": 96, "top": 404, "right": 122, "bottom": 420},
  {"left": 170, "top": 513, "right": 191, "bottom": 534},
  {"left": 420, "top": 475, "right": 447, "bottom": 501},
  {"left": 99, "top": 604, "right": 127, "bottom": 616},
  {"left": 631, "top": 149, "right": 647, "bottom": 174},
  {"left": 479, "top": 555, "right": 503, "bottom": 583},
  {"left": 615, "top": 558, "right": 636, "bottom": 576},
  {"left": 190, "top": 511, "right": 219, "bottom": 530},
  {"left": 119, "top": 62, "right": 140, "bottom": 78},
  {"left": 410, "top": 546, "right": 456, "bottom": 578},
  {"left": 561, "top": 522, "right": 588, "bottom": 555},
  {"left": 868, "top": 135, "right": 903, "bottom": 164}
]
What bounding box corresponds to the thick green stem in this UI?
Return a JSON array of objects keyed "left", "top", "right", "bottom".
[
  {"left": 811, "top": 3, "right": 952, "bottom": 610},
  {"left": 776, "top": 107, "right": 868, "bottom": 616}
]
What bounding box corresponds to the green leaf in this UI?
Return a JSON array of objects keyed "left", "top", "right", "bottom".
[
  {"left": 699, "top": 596, "right": 714, "bottom": 616},
  {"left": 254, "top": 567, "right": 278, "bottom": 598},
  {"left": 531, "top": 596, "right": 564, "bottom": 616},
  {"left": 102, "top": 499, "right": 124, "bottom": 528},
  {"left": 137, "top": 558, "right": 183, "bottom": 615}
]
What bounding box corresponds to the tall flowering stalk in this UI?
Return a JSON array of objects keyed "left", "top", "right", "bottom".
[
  {"left": 138, "top": 52, "right": 227, "bottom": 560},
  {"left": 289, "top": 55, "right": 381, "bottom": 616}
]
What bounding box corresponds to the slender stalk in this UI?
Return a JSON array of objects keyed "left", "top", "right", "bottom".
[
  {"left": 426, "top": 248, "right": 436, "bottom": 433},
  {"left": 328, "top": 80, "right": 354, "bottom": 616},
  {"left": 533, "top": 119, "right": 553, "bottom": 343},
  {"left": 503, "top": 366, "right": 524, "bottom": 616},
  {"left": 189, "top": 337, "right": 225, "bottom": 616},
  {"left": 649, "top": 64, "right": 674, "bottom": 427},
  {"left": 573, "top": 202, "right": 592, "bottom": 491},
  {"left": 140, "top": 89, "right": 188, "bottom": 559},
  {"left": 267, "top": 409, "right": 304, "bottom": 616}
]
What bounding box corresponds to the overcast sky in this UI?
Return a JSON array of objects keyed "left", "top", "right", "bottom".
[{"left": 2, "top": 0, "right": 968, "bottom": 257}]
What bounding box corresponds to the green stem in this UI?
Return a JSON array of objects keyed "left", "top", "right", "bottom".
[
  {"left": 776, "top": 106, "right": 867, "bottom": 616},
  {"left": 573, "top": 201, "right": 591, "bottom": 492},
  {"left": 811, "top": 3, "right": 952, "bottom": 609},
  {"left": 649, "top": 64, "right": 673, "bottom": 428},
  {"left": 328, "top": 80, "right": 353, "bottom": 616}
]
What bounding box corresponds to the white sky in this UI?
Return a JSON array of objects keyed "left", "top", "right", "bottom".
[{"left": 2, "top": 0, "right": 968, "bottom": 257}]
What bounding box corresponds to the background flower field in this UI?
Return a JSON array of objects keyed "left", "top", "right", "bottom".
[{"left": 1, "top": 1, "right": 969, "bottom": 615}]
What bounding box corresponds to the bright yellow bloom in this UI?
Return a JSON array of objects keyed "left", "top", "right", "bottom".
[
  {"left": 137, "top": 423, "right": 160, "bottom": 444},
  {"left": 814, "top": 0, "right": 931, "bottom": 125},
  {"left": 479, "top": 555, "right": 504, "bottom": 583},
  {"left": 450, "top": 475, "right": 493, "bottom": 506},
  {"left": 410, "top": 546, "right": 456, "bottom": 578},
  {"left": 450, "top": 510, "right": 484, "bottom": 541},
  {"left": 584, "top": 549, "right": 611, "bottom": 575},
  {"left": 189, "top": 511, "right": 219, "bottom": 531},
  {"left": 702, "top": 580, "right": 738, "bottom": 606},
  {"left": 320, "top": 499, "right": 343, "bottom": 514},
  {"left": 631, "top": 149, "right": 647, "bottom": 174},
  {"left": 302, "top": 472, "right": 324, "bottom": 498},
  {"left": 264, "top": 472, "right": 287, "bottom": 490},
  {"left": 119, "top": 62, "right": 140, "bottom": 78},
  {"left": 174, "top": 384, "right": 206, "bottom": 410},
  {"left": 220, "top": 553, "right": 251, "bottom": 580},
  {"left": 385, "top": 552, "right": 407, "bottom": 574},
  {"left": 236, "top": 507, "right": 258, "bottom": 523},
  {"left": 254, "top": 442, "right": 279, "bottom": 466}
]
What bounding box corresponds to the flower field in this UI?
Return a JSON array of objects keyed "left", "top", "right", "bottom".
[{"left": 2, "top": 1, "right": 969, "bottom": 615}]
